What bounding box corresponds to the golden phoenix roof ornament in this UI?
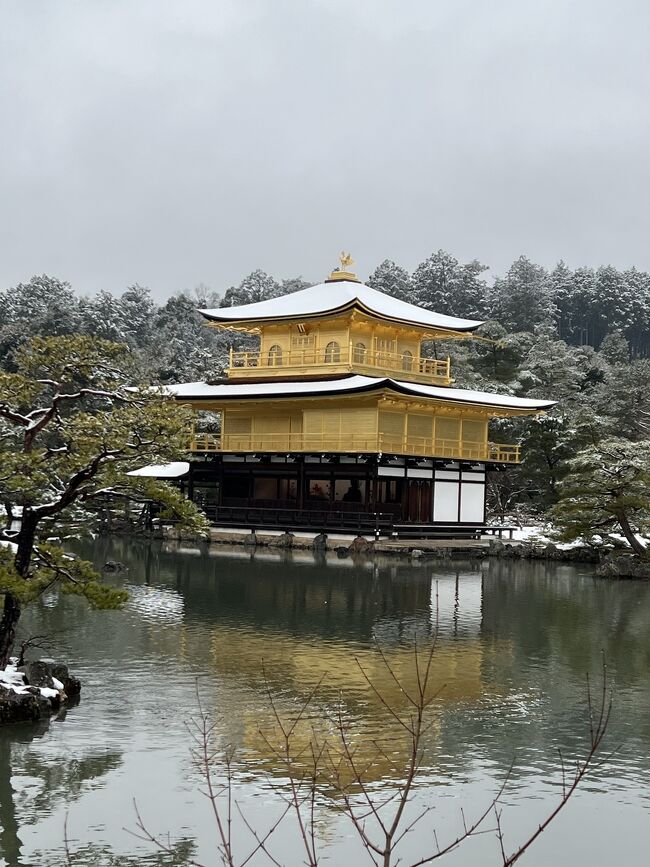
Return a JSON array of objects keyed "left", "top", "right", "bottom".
[
  {"left": 340, "top": 251, "right": 354, "bottom": 270},
  {"left": 327, "top": 250, "right": 361, "bottom": 283}
]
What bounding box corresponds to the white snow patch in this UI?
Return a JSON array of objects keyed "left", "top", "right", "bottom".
[
  {"left": 507, "top": 525, "right": 583, "bottom": 550},
  {"left": 0, "top": 661, "right": 66, "bottom": 701},
  {"left": 200, "top": 279, "right": 483, "bottom": 332},
  {"left": 507, "top": 526, "right": 650, "bottom": 552},
  {"left": 127, "top": 461, "right": 190, "bottom": 479}
]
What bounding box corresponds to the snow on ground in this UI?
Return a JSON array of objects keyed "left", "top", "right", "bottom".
[
  {"left": 0, "top": 659, "right": 63, "bottom": 701},
  {"left": 506, "top": 525, "right": 649, "bottom": 551},
  {"left": 507, "top": 525, "right": 574, "bottom": 545}
]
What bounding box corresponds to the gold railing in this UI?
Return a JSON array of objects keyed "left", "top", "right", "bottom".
[
  {"left": 188, "top": 432, "right": 520, "bottom": 463},
  {"left": 227, "top": 346, "right": 451, "bottom": 384},
  {"left": 189, "top": 433, "right": 222, "bottom": 452}
]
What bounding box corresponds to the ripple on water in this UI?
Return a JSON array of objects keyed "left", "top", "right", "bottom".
[{"left": 3, "top": 541, "right": 650, "bottom": 867}]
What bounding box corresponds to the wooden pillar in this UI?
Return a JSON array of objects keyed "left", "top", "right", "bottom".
[
  {"left": 187, "top": 463, "right": 194, "bottom": 501},
  {"left": 297, "top": 456, "right": 305, "bottom": 510},
  {"left": 217, "top": 458, "right": 224, "bottom": 506}
]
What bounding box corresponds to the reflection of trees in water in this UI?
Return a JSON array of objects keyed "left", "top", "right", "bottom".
[
  {"left": 73, "top": 538, "right": 484, "bottom": 647},
  {"left": 481, "top": 559, "right": 650, "bottom": 684},
  {"left": 31, "top": 838, "right": 196, "bottom": 867},
  {"left": 0, "top": 714, "right": 122, "bottom": 867}
]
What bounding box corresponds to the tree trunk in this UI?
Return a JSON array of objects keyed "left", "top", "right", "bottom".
[
  {"left": 0, "top": 593, "right": 21, "bottom": 669},
  {"left": 14, "top": 512, "right": 37, "bottom": 578},
  {"left": 0, "top": 512, "right": 38, "bottom": 666},
  {"left": 617, "top": 511, "right": 647, "bottom": 557}
]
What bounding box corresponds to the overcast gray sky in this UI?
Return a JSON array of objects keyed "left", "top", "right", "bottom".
[{"left": 1, "top": 0, "right": 649, "bottom": 298}]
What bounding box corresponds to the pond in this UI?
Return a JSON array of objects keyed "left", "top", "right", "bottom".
[{"left": 1, "top": 540, "right": 649, "bottom": 866}]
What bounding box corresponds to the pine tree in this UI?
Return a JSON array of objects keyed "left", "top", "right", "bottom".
[
  {"left": 487, "top": 256, "right": 555, "bottom": 332},
  {"left": 412, "top": 250, "right": 460, "bottom": 315},
  {"left": 0, "top": 336, "right": 208, "bottom": 664},
  {"left": 552, "top": 439, "right": 650, "bottom": 555},
  {"left": 0, "top": 275, "right": 82, "bottom": 365},
  {"left": 220, "top": 270, "right": 280, "bottom": 307},
  {"left": 367, "top": 260, "right": 412, "bottom": 301}
]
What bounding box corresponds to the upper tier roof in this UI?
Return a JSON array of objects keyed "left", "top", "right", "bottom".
[
  {"left": 199, "top": 280, "right": 483, "bottom": 333},
  {"left": 164, "top": 375, "right": 555, "bottom": 412}
]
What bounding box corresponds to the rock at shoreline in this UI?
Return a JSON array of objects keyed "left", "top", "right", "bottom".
[
  {"left": 0, "top": 690, "right": 52, "bottom": 725},
  {"left": 103, "top": 560, "right": 128, "bottom": 573},
  {"left": 0, "top": 659, "right": 81, "bottom": 726},
  {"left": 596, "top": 554, "right": 650, "bottom": 579},
  {"left": 312, "top": 533, "right": 328, "bottom": 551},
  {"left": 348, "top": 536, "right": 374, "bottom": 555},
  {"left": 270, "top": 532, "right": 294, "bottom": 549}
]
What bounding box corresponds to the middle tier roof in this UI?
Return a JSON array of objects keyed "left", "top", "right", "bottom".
[{"left": 164, "top": 374, "right": 555, "bottom": 413}]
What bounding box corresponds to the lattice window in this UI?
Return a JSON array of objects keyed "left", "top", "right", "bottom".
[
  {"left": 291, "top": 335, "right": 314, "bottom": 348},
  {"left": 324, "top": 341, "right": 341, "bottom": 363},
  {"left": 353, "top": 342, "right": 367, "bottom": 363}
]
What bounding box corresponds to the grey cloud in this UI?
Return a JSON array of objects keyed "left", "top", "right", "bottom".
[{"left": 1, "top": 0, "right": 649, "bottom": 298}]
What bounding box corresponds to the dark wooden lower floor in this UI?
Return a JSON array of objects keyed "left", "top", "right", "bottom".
[{"left": 180, "top": 452, "right": 504, "bottom": 533}]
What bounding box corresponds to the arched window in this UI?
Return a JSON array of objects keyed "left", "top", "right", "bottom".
[
  {"left": 267, "top": 344, "right": 283, "bottom": 366},
  {"left": 402, "top": 350, "right": 414, "bottom": 372},
  {"left": 324, "top": 341, "right": 341, "bottom": 363},
  {"left": 353, "top": 342, "right": 366, "bottom": 364}
]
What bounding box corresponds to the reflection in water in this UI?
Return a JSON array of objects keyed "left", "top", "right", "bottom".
[
  {"left": 0, "top": 540, "right": 648, "bottom": 865},
  {"left": 0, "top": 714, "right": 121, "bottom": 867}
]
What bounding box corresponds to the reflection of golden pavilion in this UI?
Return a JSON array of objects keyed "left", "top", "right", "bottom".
[
  {"left": 127, "top": 558, "right": 509, "bottom": 790},
  {"left": 157, "top": 254, "right": 554, "bottom": 532},
  {"left": 202, "top": 573, "right": 489, "bottom": 789}
]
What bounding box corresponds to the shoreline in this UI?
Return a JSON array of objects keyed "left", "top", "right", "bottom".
[{"left": 159, "top": 525, "right": 603, "bottom": 564}]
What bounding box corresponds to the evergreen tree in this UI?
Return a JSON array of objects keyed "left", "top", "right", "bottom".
[
  {"left": 621, "top": 268, "right": 650, "bottom": 358},
  {"left": 487, "top": 256, "right": 555, "bottom": 332},
  {"left": 118, "top": 284, "right": 156, "bottom": 349},
  {"left": 468, "top": 322, "right": 530, "bottom": 388},
  {"left": 412, "top": 250, "right": 459, "bottom": 314},
  {"left": 80, "top": 290, "right": 129, "bottom": 343},
  {"left": 220, "top": 270, "right": 280, "bottom": 307},
  {"left": 0, "top": 275, "right": 82, "bottom": 365},
  {"left": 552, "top": 439, "right": 650, "bottom": 555},
  {"left": 591, "top": 357, "right": 650, "bottom": 440},
  {"left": 367, "top": 260, "right": 412, "bottom": 301},
  {"left": 152, "top": 294, "right": 225, "bottom": 383},
  {"left": 0, "top": 335, "right": 208, "bottom": 664},
  {"left": 549, "top": 261, "right": 575, "bottom": 341},
  {"left": 517, "top": 326, "right": 597, "bottom": 401},
  {"left": 599, "top": 330, "right": 630, "bottom": 366},
  {"left": 279, "top": 276, "right": 312, "bottom": 295}
]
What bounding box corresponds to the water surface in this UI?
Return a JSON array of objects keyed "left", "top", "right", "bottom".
[{"left": 1, "top": 540, "right": 649, "bottom": 866}]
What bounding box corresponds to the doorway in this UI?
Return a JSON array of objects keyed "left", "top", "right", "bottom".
[{"left": 407, "top": 480, "right": 432, "bottom": 523}]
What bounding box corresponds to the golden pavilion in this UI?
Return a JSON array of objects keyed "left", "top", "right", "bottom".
[{"left": 163, "top": 254, "right": 554, "bottom": 534}]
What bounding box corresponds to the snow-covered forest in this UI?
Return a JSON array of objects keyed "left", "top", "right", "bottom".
[{"left": 1, "top": 250, "right": 648, "bottom": 521}]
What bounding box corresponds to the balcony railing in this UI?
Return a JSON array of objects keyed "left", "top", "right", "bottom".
[
  {"left": 189, "top": 432, "right": 521, "bottom": 463},
  {"left": 227, "top": 346, "right": 452, "bottom": 385}
]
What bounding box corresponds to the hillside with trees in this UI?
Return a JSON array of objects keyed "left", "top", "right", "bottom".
[{"left": 1, "top": 252, "right": 649, "bottom": 535}]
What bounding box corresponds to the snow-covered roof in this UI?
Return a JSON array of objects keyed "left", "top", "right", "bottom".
[
  {"left": 127, "top": 462, "right": 190, "bottom": 479},
  {"left": 200, "top": 280, "right": 483, "bottom": 333},
  {"left": 165, "top": 376, "right": 555, "bottom": 412}
]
